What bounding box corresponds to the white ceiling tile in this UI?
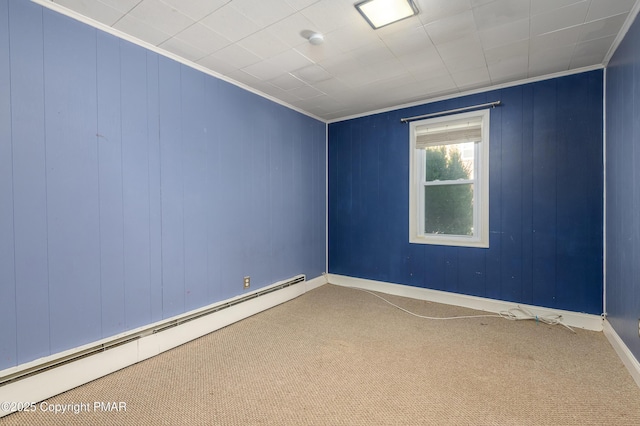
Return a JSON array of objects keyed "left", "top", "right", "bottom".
[
  {"left": 159, "top": 0, "right": 227, "bottom": 21},
  {"left": 478, "top": 18, "right": 529, "bottom": 50},
  {"left": 425, "top": 10, "right": 477, "bottom": 45},
  {"left": 380, "top": 26, "right": 433, "bottom": 57},
  {"left": 265, "top": 13, "right": 317, "bottom": 48},
  {"left": 367, "top": 59, "right": 410, "bottom": 82},
  {"left": 415, "top": 0, "right": 473, "bottom": 25},
  {"left": 96, "top": 0, "right": 141, "bottom": 14},
  {"left": 159, "top": 37, "right": 207, "bottom": 62},
  {"left": 200, "top": 3, "right": 260, "bottom": 42},
  {"left": 113, "top": 13, "right": 172, "bottom": 45},
  {"left": 269, "top": 73, "right": 307, "bottom": 90},
  {"left": 350, "top": 40, "right": 395, "bottom": 66},
  {"left": 225, "top": 69, "right": 272, "bottom": 90},
  {"left": 488, "top": 54, "right": 528, "bottom": 81},
  {"left": 208, "top": 44, "right": 261, "bottom": 70},
  {"left": 291, "top": 64, "right": 332, "bottom": 84},
  {"left": 586, "top": 0, "right": 636, "bottom": 22},
  {"left": 319, "top": 52, "right": 362, "bottom": 75},
  {"left": 484, "top": 39, "right": 529, "bottom": 64},
  {"left": 313, "top": 78, "right": 351, "bottom": 95},
  {"left": 436, "top": 34, "right": 484, "bottom": 59},
  {"left": 173, "top": 23, "right": 230, "bottom": 55},
  {"left": 453, "top": 66, "right": 492, "bottom": 90},
  {"left": 284, "top": 0, "right": 322, "bottom": 11},
  {"left": 238, "top": 30, "right": 290, "bottom": 59},
  {"left": 287, "top": 85, "right": 325, "bottom": 99},
  {"left": 324, "top": 20, "right": 379, "bottom": 53},
  {"left": 443, "top": 51, "right": 487, "bottom": 74},
  {"left": 53, "top": 0, "right": 627, "bottom": 120},
  {"left": 128, "top": 0, "right": 195, "bottom": 36},
  {"left": 528, "top": 44, "right": 574, "bottom": 75},
  {"left": 231, "top": 0, "right": 296, "bottom": 27},
  {"left": 267, "top": 50, "right": 314, "bottom": 73},
  {"left": 530, "top": 1, "right": 589, "bottom": 36},
  {"left": 531, "top": 0, "right": 586, "bottom": 16},
  {"left": 242, "top": 60, "right": 284, "bottom": 80},
  {"left": 530, "top": 25, "right": 583, "bottom": 54},
  {"left": 570, "top": 35, "right": 615, "bottom": 69},
  {"left": 472, "top": 0, "right": 530, "bottom": 31},
  {"left": 301, "top": 0, "right": 359, "bottom": 33},
  {"left": 53, "top": 0, "right": 124, "bottom": 26},
  {"left": 572, "top": 35, "right": 616, "bottom": 61},
  {"left": 196, "top": 53, "right": 237, "bottom": 76},
  {"left": 580, "top": 13, "right": 629, "bottom": 43},
  {"left": 396, "top": 46, "right": 445, "bottom": 70},
  {"left": 295, "top": 41, "right": 343, "bottom": 63},
  {"left": 335, "top": 67, "right": 381, "bottom": 88}
]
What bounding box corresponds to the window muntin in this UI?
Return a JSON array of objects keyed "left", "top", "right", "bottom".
[{"left": 409, "top": 109, "right": 489, "bottom": 247}]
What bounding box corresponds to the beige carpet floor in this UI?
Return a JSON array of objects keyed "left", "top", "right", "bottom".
[{"left": 2, "top": 283, "right": 639, "bottom": 425}]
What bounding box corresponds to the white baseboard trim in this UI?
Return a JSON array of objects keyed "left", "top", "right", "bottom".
[
  {"left": 603, "top": 319, "right": 640, "bottom": 388},
  {"left": 0, "top": 274, "right": 327, "bottom": 418},
  {"left": 327, "top": 274, "right": 603, "bottom": 332}
]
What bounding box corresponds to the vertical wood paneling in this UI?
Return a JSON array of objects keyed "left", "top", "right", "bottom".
[
  {"left": 181, "top": 65, "right": 208, "bottom": 310},
  {"left": 328, "top": 72, "right": 603, "bottom": 314},
  {"left": 485, "top": 91, "right": 502, "bottom": 301},
  {"left": 121, "top": 41, "right": 152, "bottom": 328},
  {"left": 158, "top": 56, "right": 185, "bottom": 318},
  {"left": 531, "top": 80, "right": 557, "bottom": 308},
  {"left": 248, "top": 101, "right": 274, "bottom": 286},
  {"left": 0, "top": 0, "right": 17, "bottom": 370},
  {"left": 216, "top": 82, "right": 245, "bottom": 300},
  {"left": 43, "top": 10, "right": 101, "bottom": 353},
  {"left": 2, "top": 0, "right": 326, "bottom": 370},
  {"left": 96, "top": 31, "right": 125, "bottom": 338},
  {"left": 146, "top": 51, "right": 162, "bottom": 323},
  {"left": 520, "top": 85, "right": 534, "bottom": 305},
  {"left": 606, "top": 10, "right": 640, "bottom": 360},
  {"left": 204, "top": 76, "right": 221, "bottom": 303},
  {"left": 10, "top": 0, "right": 50, "bottom": 364},
  {"left": 500, "top": 87, "right": 523, "bottom": 302}
]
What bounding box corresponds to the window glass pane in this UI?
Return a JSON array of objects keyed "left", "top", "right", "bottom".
[
  {"left": 424, "top": 143, "right": 474, "bottom": 182},
  {"left": 424, "top": 183, "right": 473, "bottom": 236}
]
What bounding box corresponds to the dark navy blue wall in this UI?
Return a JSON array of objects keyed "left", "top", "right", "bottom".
[
  {"left": 329, "top": 71, "right": 603, "bottom": 315},
  {"left": 0, "top": 0, "right": 326, "bottom": 370},
  {"left": 606, "top": 12, "right": 640, "bottom": 361}
]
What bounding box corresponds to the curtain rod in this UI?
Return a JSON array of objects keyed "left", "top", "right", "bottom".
[{"left": 400, "top": 101, "right": 501, "bottom": 123}]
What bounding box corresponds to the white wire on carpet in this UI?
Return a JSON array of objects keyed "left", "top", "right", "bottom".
[{"left": 345, "top": 286, "right": 575, "bottom": 333}]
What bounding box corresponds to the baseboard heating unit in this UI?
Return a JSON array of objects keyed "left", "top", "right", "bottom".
[{"left": 0, "top": 273, "right": 325, "bottom": 417}]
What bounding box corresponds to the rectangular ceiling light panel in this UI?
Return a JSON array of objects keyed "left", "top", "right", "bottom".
[{"left": 355, "top": 0, "right": 419, "bottom": 29}]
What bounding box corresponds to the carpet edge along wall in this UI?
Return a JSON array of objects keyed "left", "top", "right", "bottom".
[
  {"left": 328, "top": 70, "right": 604, "bottom": 316},
  {"left": 0, "top": 0, "right": 327, "bottom": 371}
]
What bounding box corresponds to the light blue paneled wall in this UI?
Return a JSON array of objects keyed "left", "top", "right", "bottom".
[
  {"left": 606, "top": 11, "right": 640, "bottom": 361},
  {"left": 0, "top": 0, "right": 326, "bottom": 370}
]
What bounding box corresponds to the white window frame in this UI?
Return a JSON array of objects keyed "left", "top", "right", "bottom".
[{"left": 409, "top": 109, "right": 490, "bottom": 248}]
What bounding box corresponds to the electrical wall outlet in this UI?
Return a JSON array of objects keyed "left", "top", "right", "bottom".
[{"left": 243, "top": 276, "right": 250, "bottom": 289}]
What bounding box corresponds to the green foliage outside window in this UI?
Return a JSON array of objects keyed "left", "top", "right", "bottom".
[{"left": 424, "top": 146, "right": 473, "bottom": 236}]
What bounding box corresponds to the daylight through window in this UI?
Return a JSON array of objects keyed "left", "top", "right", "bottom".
[{"left": 409, "top": 109, "right": 490, "bottom": 247}]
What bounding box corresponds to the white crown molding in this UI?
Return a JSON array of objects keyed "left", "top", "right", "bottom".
[
  {"left": 328, "top": 65, "right": 604, "bottom": 124},
  {"left": 603, "top": 0, "right": 640, "bottom": 66},
  {"left": 29, "top": 0, "right": 326, "bottom": 123}
]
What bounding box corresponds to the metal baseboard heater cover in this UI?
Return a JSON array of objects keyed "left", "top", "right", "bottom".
[{"left": 0, "top": 274, "right": 306, "bottom": 387}]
